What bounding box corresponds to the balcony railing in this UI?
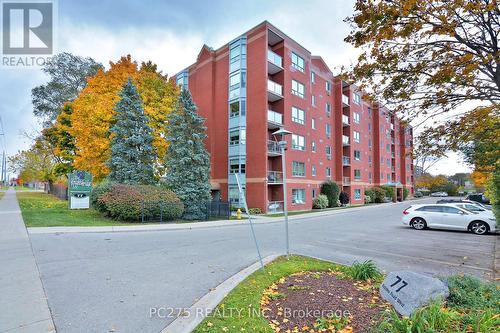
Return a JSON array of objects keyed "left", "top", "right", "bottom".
[
  {"left": 267, "top": 140, "right": 282, "bottom": 156},
  {"left": 342, "top": 94, "right": 349, "bottom": 106},
  {"left": 267, "top": 110, "right": 283, "bottom": 128},
  {"left": 267, "top": 171, "right": 283, "bottom": 184},
  {"left": 267, "top": 80, "right": 283, "bottom": 102},
  {"left": 268, "top": 201, "right": 284, "bottom": 213},
  {"left": 342, "top": 156, "right": 350, "bottom": 166},
  {"left": 343, "top": 177, "right": 351, "bottom": 185},
  {"left": 342, "top": 135, "right": 350, "bottom": 146},
  {"left": 342, "top": 114, "right": 349, "bottom": 126},
  {"left": 267, "top": 49, "right": 283, "bottom": 74}
]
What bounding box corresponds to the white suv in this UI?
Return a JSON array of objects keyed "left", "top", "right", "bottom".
[{"left": 402, "top": 204, "right": 496, "bottom": 235}]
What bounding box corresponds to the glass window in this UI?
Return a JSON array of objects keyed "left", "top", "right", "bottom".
[
  {"left": 292, "top": 189, "right": 306, "bottom": 204},
  {"left": 229, "top": 101, "right": 240, "bottom": 118},
  {"left": 354, "top": 189, "right": 361, "bottom": 200},
  {"left": 353, "top": 131, "right": 360, "bottom": 143},
  {"left": 292, "top": 134, "right": 305, "bottom": 151},
  {"left": 311, "top": 141, "right": 316, "bottom": 152},
  {"left": 311, "top": 118, "right": 316, "bottom": 129},
  {"left": 311, "top": 71, "right": 316, "bottom": 83},
  {"left": 325, "top": 145, "right": 331, "bottom": 155},
  {"left": 354, "top": 150, "right": 361, "bottom": 160},
  {"left": 312, "top": 95, "right": 316, "bottom": 106},
  {"left": 443, "top": 206, "right": 463, "bottom": 214},
  {"left": 353, "top": 92, "right": 361, "bottom": 104},
  {"left": 292, "top": 161, "right": 306, "bottom": 177},
  {"left": 326, "top": 103, "right": 331, "bottom": 117},
  {"left": 312, "top": 165, "right": 316, "bottom": 176},
  {"left": 292, "top": 80, "right": 305, "bottom": 98},
  {"left": 292, "top": 106, "right": 305, "bottom": 125},
  {"left": 354, "top": 169, "right": 361, "bottom": 180},
  {"left": 326, "top": 167, "right": 331, "bottom": 177},
  {"left": 228, "top": 186, "right": 241, "bottom": 205},
  {"left": 368, "top": 107, "right": 372, "bottom": 115},
  {"left": 229, "top": 128, "right": 245, "bottom": 145},
  {"left": 230, "top": 44, "right": 240, "bottom": 63},
  {"left": 325, "top": 81, "right": 331, "bottom": 94},
  {"left": 353, "top": 112, "right": 360, "bottom": 123},
  {"left": 326, "top": 124, "right": 331, "bottom": 138},
  {"left": 312, "top": 189, "right": 317, "bottom": 198},
  {"left": 291, "top": 52, "right": 305, "bottom": 72},
  {"left": 229, "top": 158, "right": 246, "bottom": 174},
  {"left": 229, "top": 72, "right": 240, "bottom": 90}
]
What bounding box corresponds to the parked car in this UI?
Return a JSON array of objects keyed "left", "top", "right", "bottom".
[
  {"left": 430, "top": 191, "right": 448, "bottom": 197},
  {"left": 465, "top": 193, "right": 490, "bottom": 205},
  {"left": 436, "top": 199, "right": 492, "bottom": 210},
  {"left": 447, "top": 202, "right": 496, "bottom": 220},
  {"left": 402, "top": 204, "right": 496, "bottom": 235}
]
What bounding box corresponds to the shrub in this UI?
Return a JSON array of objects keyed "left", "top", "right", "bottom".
[
  {"left": 446, "top": 275, "right": 499, "bottom": 311},
  {"left": 339, "top": 191, "right": 349, "bottom": 205},
  {"left": 403, "top": 187, "right": 409, "bottom": 200},
  {"left": 364, "top": 188, "right": 375, "bottom": 202},
  {"left": 381, "top": 185, "right": 395, "bottom": 200},
  {"left": 98, "top": 184, "right": 184, "bottom": 221},
  {"left": 369, "top": 187, "right": 386, "bottom": 203},
  {"left": 364, "top": 195, "right": 371, "bottom": 204},
  {"left": 320, "top": 181, "right": 340, "bottom": 207},
  {"left": 347, "top": 260, "right": 381, "bottom": 280},
  {"left": 248, "top": 208, "right": 262, "bottom": 215},
  {"left": 90, "top": 180, "right": 115, "bottom": 212},
  {"left": 312, "top": 194, "right": 329, "bottom": 209}
]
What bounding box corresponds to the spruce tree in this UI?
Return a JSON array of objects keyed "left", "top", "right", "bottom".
[
  {"left": 164, "top": 89, "right": 211, "bottom": 220},
  {"left": 108, "top": 78, "right": 155, "bottom": 184}
]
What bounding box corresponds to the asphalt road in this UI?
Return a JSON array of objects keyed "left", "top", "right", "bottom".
[{"left": 29, "top": 198, "right": 498, "bottom": 333}]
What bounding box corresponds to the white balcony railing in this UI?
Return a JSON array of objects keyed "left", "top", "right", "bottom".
[
  {"left": 343, "top": 177, "right": 351, "bottom": 185},
  {"left": 342, "top": 94, "right": 349, "bottom": 106},
  {"left": 267, "top": 110, "right": 283, "bottom": 125},
  {"left": 267, "top": 49, "right": 283, "bottom": 68},
  {"left": 267, "top": 171, "right": 283, "bottom": 184},
  {"left": 267, "top": 80, "right": 283, "bottom": 96},
  {"left": 268, "top": 201, "right": 284, "bottom": 213},
  {"left": 342, "top": 135, "right": 350, "bottom": 145},
  {"left": 342, "top": 156, "right": 350, "bottom": 165},
  {"left": 342, "top": 114, "right": 349, "bottom": 126}
]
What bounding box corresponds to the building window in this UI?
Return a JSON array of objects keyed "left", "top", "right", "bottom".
[
  {"left": 292, "top": 161, "right": 306, "bottom": 177},
  {"left": 353, "top": 92, "right": 361, "bottom": 105},
  {"left": 229, "top": 158, "right": 246, "bottom": 174},
  {"left": 368, "top": 155, "right": 372, "bottom": 165},
  {"left": 292, "top": 106, "right": 305, "bottom": 124},
  {"left": 353, "top": 112, "right": 360, "bottom": 123},
  {"left": 292, "top": 80, "right": 305, "bottom": 98},
  {"left": 291, "top": 52, "right": 305, "bottom": 72},
  {"left": 311, "top": 95, "right": 316, "bottom": 106},
  {"left": 354, "top": 169, "right": 361, "bottom": 180},
  {"left": 311, "top": 141, "right": 316, "bottom": 152},
  {"left": 292, "top": 189, "right": 306, "bottom": 204},
  {"left": 311, "top": 118, "right": 316, "bottom": 129},
  {"left": 229, "top": 128, "right": 246, "bottom": 145},
  {"left": 387, "top": 173, "right": 391, "bottom": 182},
  {"left": 325, "top": 145, "right": 331, "bottom": 156},
  {"left": 229, "top": 100, "right": 245, "bottom": 118},
  {"left": 381, "top": 172, "right": 384, "bottom": 179},
  {"left": 368, "top": 107, "right": 372, "bottom": 115},
  {"left": 312, "top": 189, "right": 317, "bottom": 198},
  {"left": 228, "top": 185, "right": 242, "bottom": 205},
  {"left": 312, "top": 165, "right": 316, "bottom": 176},
  {"left": 354, "top": 189, "right": 361, "bottom": 200},
  {"left": 368, "top": 139, "right": 372, "bottom": 150},
  {"left": 326, "top": 124, "right": 331, "bottom": 138},
  {"left": 326, "top": 167, "right": 331, "bottom": 177},
  {"left": 325, "top": 81, "right": 331, "bottom": 94},
  {"left": 354, "top": 150, "right": 361, "bottom": 161},
  {"left": 176, "top": 71, "right": 188, "bottom": 88},
  {"left": 368, "top": 123, "right": 371, "bottom": 132},
  {"left": 311, "top": 71, "right": 316, "bottom": 83},
  {"left": 229, "top": 71, "right": 246, "bottom": 99},
  {"left": 369, "top": 172, "right": 372, "bottom": 182},
  {"left": 326, "top": 102, "right": 331, "bottom": 117},
  {"left": 353, "top": 131, "right": 360, "bottom": 143},
  {"left": 381, "top": 156, "right": 384, "bottom": 164},
  {"left": 292, "top": 134, "right": 305, "bottom": 151}
]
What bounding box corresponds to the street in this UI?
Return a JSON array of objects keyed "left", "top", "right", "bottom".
[{"left": 29, "top": 198, "right": 497, "bottom": 333}]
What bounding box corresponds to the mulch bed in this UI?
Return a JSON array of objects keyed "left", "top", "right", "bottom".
[{"left": 261, "top": 271, "right": 389, "bottom": 333}]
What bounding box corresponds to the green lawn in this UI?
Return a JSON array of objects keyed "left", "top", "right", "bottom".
[
  {"left": 17, "top": 192, "right": 128, "bottom": 227},
  {"left": 265, "top": 204, "right": 366, "bottom": 217}
]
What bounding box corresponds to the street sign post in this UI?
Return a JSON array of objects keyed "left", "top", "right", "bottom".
[{"left": 68, "top": 170, "right": 92, "bottom": 209}]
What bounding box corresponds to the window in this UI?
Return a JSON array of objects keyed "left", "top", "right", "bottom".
[
  {"left": 229, "top": 72, "right": 241, "bottom": 89},
  {"left": 387, "top": 173, "right": 391, "bottom": 181},
  {"left": 368, "top": 107, "right": 372, "bottom": 115},
  {"left": 229, "top": 158, "right": 246, "bottom": 174},
  {"left": 292, "top": 189, "right": 306, "bottom": 204},
  {"left": 326, "top": 102, "right": 331, "bottom": 117},
  {"left": 386, "top": 144, "right": 391, "bottom": 152},
  {"left": 368, "top": 123, "right": 372, "bottom": 132},
  {"left": 292, "top": 106, "right": 305, "bottom": 125},
  {"left": 326, "top": 167, "right": 331, "bottom": 177},
  {"left": 381, "top": 156, "right": 384, "bottom": 164},
  {"left": 292, "top": 134, "right": 305, "bottom": 151},
  {"left": 353, "top": 131, "right": 360, "bottom": 143},
  {"left": 311, "top": 141, "right": 316, "bottom": 152},
  {"left": 325, "top": 145, "right": 331, "bottom": 156},
  {"left": 230, "top": 44, "right": 241, "bottom": 63},
  {"left": 326, "top": 124, "right": 331, "bottom": 138},
  {"left": 176, "top": 71, "right": 188, "bottom": 88},
  {"left": 311, "top": 118, "right": 316, "bottom": 129},
  {"left": 354, "top": 169, "right": 361, "bottom": 180},
  {"left": 368, "top": 155, "right": 372, "bottom": 165},
  {"left": 417, "top": 206, "right": 444, "bottom": 213},
  {"left": 229, "top": 100, "right": 245, "bottom": 117},
  {"left": 312, "top": 165, "right": 316, "bottom": 176},
  {"left": 228, "top": 185, "right": 242, "bottom": 205},
  {"left": 380, "top": 172, "right": 384, "bottom": 179},
  {"left": 291, "top": 52, "right": 305, "bottom": 72},
  {"left": 325, "top": 81, "right": 331, "bottom": 94},
  {"left": 292, "top": 80, "right": 305, "bottom": 98},
  {"left": 353, "top": 92, "right": 361, "bottom": 105},
  {"left": 368, "top": 139, "right": 372, "bottom": 149},
  {"left": 229, "top": 129, "right": 245, "bottom": 145},
  {"left": 354, "top": 189, "right": 361, "bottom": 200},
  {"left": 312, "top": 189, "right": 317, "bottom": 198},
  {"left": 311, "top": 71, "right": 316, "bottom": 83},
  {"left": 311, "top": 95, "right": 316, "bottom": 106},
  {"left": 369, "top": 172, "right": 372, "bottom": 181},
  {"left": 443, "top": 206, "right": 463, "bottom": 214},
  {"left": 354, "top": 150, "right": 361, "bottom": 161},
  {"left": 353, "top": 112, "right": 360, "bottom": 123},
  {"left": 292, "top": 161, "right": 306, "bottom": 177}
]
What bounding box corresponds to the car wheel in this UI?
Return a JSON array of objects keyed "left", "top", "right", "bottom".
[
  {"left": 469, "top": 221, "right": 489, "bottom": 235},
  {"left": 411, "top": 217, "right": 427, "bottom": 230}
]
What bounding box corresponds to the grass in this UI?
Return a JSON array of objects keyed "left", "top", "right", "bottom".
[
  {"left": 265, "top": 204, "right": 365, "bottom": 217},
  {"left": 192, "top": 255, "right": 342, "bottom": 333},
  {"left": 347, "top": 260, "right": 382, "bottom": 281},
  {"left": 17, "top": 192, "right": 130, "bottom": 227}
]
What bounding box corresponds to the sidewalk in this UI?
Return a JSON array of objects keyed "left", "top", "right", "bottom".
[
  {"left": 0, "top": 189, "right": 55, "bottom": 333},
  {"left": 28, "top": 199, "right": 420, "bottom": 235}
]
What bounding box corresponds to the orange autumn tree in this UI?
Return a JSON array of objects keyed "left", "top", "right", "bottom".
[{"left": 70, "top": 55, "right": 178, "bottom": 181}]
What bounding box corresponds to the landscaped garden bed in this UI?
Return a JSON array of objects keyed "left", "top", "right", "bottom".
[{"left": 193, "top": 256, "right": 499, "bottom": 333}]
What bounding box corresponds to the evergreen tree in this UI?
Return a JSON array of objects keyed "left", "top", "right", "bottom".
[
  {"left": 108, "top": 78, "right": 155, "bottom": 184},
  {"left": 164, "top": 89, "right": 211, "bottom": 220}
]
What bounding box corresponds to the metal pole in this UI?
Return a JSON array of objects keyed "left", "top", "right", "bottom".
[
  {"left": 281, "top": 144, "right": 290, "bottom": 258},
  {"left": 235, "top": 173, "right": 264, "bottom": 270}
]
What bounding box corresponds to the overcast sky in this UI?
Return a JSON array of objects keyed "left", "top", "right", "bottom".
[{"left": 0, "top": 0, "right": 472, "bottom": 175}]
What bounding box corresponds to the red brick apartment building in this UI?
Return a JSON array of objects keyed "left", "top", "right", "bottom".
[{"left": 175, "top": 21, "right": 414, "bottom": 213}]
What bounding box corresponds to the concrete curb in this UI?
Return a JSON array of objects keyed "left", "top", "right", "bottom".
[
  {"left": 28, "top": 199, "right": 421, "bottom": 235},
  {"left": 159, "top": 254, "right": 281, "bottom": 333},
  {"left": 493, "top": 234, "right": 500, "bottom": 281}
]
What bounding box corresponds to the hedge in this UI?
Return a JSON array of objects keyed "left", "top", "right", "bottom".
[
  {"left": 320, "top": 181, "right": 340, "bottom": 207},
  {"left": 312, "top": 194, "right": 329, "bottom": 209}
]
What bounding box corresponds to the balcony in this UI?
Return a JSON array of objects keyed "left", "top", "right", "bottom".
[
  {"left": 343, "top": 177, "right": 351, "bottom": 185},
  {"left": 342, "top": 115, "right": 350, "bottom": 126},
  {"left": 267, "top": 110, "right": 283, "bottom": 129},
  {"left": 267, "top": 140, "right": 282, "bottom": 156},
  {"left": 267, "top": 49, "right": 283, "bottom": 75},
  {"left": 342, "top": 156, "right": 350, "bottom": 166},
  {"left": 267, "top": 171, "right": 283, "bottom": 184},
  {"left": 267, "top": 79, "right": 283, "bottom": 102},
  {"left": 342, "top": 135, "right": 350, "bottom": 146},
  {"left": 268, "top": 201, "right": 284, "bottom": 213},
  {"left": 342, "top": 94, "right": 349, "bottom": 107}
]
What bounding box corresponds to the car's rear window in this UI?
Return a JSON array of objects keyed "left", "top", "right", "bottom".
[{"left": 416, "top": 205, "right": 444, "bottom": 212}]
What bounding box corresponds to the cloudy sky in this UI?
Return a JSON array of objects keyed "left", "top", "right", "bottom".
[{"left": 0, "top": 0, "right": 472, "bottom": 175}]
